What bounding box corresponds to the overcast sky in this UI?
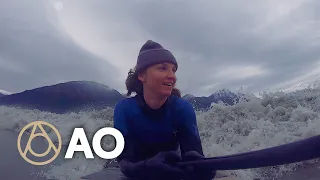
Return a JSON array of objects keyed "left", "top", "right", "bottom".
[{"left": 0, "top": 0, "right": 319, "bottom": 96}]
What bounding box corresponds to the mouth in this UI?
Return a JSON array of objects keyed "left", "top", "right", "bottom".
[{"left": 163, "top": 82, "right": 173, "bottom": 87}]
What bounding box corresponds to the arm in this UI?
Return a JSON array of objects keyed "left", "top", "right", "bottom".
[
  {"left": 176, "top": 100, "right": 216, "bottom": 180},
  {"left": 113, "top": 101, "right": 148, "bottom": 179},
  {"left": 176, "top": 101, "right": 204, "bottom": 156}
]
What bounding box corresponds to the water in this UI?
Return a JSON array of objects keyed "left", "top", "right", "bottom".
[{"left": 0, "top": 86, "right": 319, "bottom": 180}]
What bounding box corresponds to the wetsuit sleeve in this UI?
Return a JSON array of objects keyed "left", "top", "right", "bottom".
[
  {"left": 177, "top": 101, "right": 204, "bottom": 156},
  {"left": 113, "top": 101, "right": 148, "bottom": 179},
  {"left": 113, "top": 101, "right": 132, "bottom": 160}
]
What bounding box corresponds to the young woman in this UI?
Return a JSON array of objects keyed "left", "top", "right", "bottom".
[{"left": 113, "top": 40, "right": 216, "bottom": 180}]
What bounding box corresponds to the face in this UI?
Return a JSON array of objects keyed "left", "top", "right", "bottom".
[{"left": 138, "top": 62, "right": 177, "bottom": 97}]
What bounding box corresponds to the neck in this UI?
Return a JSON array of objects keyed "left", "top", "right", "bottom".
[{"left": 142, "top": 89, "right": 168, "bottom": 109}]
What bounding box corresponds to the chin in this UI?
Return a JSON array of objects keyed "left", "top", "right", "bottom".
[{"left": 160, "top": 90, "right": 172, "bottom": 97}]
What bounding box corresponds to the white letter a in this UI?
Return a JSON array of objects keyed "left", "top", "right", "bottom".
[{"left": 65, "top": 128, "right": 94, "bottom": 159}]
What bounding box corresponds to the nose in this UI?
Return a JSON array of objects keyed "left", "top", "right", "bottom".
[{"left": 167, "top": 69, "right": 176, "bottom": 81}]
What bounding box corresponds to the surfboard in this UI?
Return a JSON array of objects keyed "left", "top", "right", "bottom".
[
  {"left": 0, "top": 130, "right": 60, "bottom": 180},
  {"left": 79, "top": 167, "right": 238, "bottom": 180}
]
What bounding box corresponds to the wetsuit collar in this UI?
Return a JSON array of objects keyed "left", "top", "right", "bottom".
[{"left": 135, "top": 93, "right": 171, "bottom": 119}]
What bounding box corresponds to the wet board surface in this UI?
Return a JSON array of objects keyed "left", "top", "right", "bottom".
[
  {"left": 80, "top": 168, "right": 135, "bottom": 180},
  {"left": 216, "top": 163, "right": 320, "bottom": 180},
  {"left": 80, "top": 163, "right": 320, "bottom": 180},
  {"left": 1, "top": 129, "right": 319, "bottom": 180},
  {"left": 0, "top": 130, "right": 61, "bottom": 180},
  {"left": 271, "top": 162, "right": 320, "bottom": 180},
  {"left": 80, "top": 168, "right": 237, "bottom": 180}
]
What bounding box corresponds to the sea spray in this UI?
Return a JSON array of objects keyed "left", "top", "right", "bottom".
[{"left": 0, "top": 87, "right": 319, "bottom": 180}]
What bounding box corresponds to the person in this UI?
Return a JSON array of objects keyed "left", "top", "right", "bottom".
[{"left": 113, "top": 40, "right": 216, "bottom": 180}]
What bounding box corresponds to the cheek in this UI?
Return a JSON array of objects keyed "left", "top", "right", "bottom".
[
  {"left": 152, "top": 77, "right": 163, "bottom": 86},
  {"left": 147, "top": 74, "right": 164, "bottom": 87}
]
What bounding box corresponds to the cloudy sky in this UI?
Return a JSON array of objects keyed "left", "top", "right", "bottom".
[{"left": 0, "top": 0, "right": 319, "bottom": 96}]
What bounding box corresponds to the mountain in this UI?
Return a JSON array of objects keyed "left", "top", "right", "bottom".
[
  {"left": 0, "top": 81, "right": 125, "bottom": 113},
  {"left": 182, "top": 94, "right": 195, "bottom": 100},
  {"left": 183, "top": 89, "right": 240, "bottom": 110},
  {"left": 0, "top": 93, "right": 4, "bottom": 98},
  {"left": 0, "top": 81, "right": 242, "bottom": 113},
  {"left": 209, "top": 88, "right": 239, "bottom": 104}
]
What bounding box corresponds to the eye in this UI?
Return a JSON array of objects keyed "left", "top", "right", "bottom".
[
  {"left": 172, "top": 67, "right": 177, "bottom": 72},
  {"left": 158, "top": 65, "right": 167, "bottom": 71}
]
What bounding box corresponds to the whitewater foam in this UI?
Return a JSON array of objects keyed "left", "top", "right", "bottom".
[{"left": 0, "top": 86, "right": 319, "bottom": 180}]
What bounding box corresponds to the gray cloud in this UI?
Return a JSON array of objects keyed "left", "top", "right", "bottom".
[
  {"left": 0, "top": 0, "right": 120, "bottom": 93},
  {"left": 1, "top": 0, "right": 319, "bottom": 96},
  {"left": 122, "top": 0, "right": 320, "bottom": 95}
]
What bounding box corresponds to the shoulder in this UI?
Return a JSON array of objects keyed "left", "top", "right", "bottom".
[
  {"left": 115, "top": 96, "right": 136, "bottom": 109},
  {"left": 169, "top": 96, "right": 198, "bottom": 127},
  {"left": 114, "top": 97, "right": 139, "bottom": 118},
  {"left": 113, "top": 97, "right": 138, "bottom": 135},
  {"left": 169, "top": 95, "right": 195, "bottom": 113}
]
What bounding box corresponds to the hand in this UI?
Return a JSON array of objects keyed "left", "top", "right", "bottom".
[
  {"left": 182, "top": 151, "right": 216, "bottom": 180},
  {"left": 145, "top": 151, "right": 186, "bottom": 180}
]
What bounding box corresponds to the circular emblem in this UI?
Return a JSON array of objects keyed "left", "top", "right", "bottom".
[{"left": 17, "top": 121, "right": 62, "bottom": 165}]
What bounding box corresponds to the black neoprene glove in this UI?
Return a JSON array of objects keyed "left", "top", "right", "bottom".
[
  {"left": 182, "top": 151, "right": 216, "bottom": 180},
  {"left": 145, "top": 151, "right": 186, "bottom": 180}
]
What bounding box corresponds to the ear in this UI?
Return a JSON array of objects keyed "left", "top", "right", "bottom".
[{"left": 137, "top": 72, "right": 146, "bottom": 83}]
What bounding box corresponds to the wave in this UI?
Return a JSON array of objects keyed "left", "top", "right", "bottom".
[{"left": 1, "top": 86, "right": 319, "bottom": 180}]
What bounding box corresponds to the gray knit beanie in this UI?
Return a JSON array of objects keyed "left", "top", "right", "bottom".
[{"left": 135, "top": 40, "right": 178, "bottom": 73}]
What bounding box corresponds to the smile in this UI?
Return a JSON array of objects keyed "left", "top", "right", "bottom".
[{"left": 163, "top": 82, "right": 173, "bottom": 86}]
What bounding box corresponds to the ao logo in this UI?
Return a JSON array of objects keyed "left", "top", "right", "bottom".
[
  {"left": 17, "top": 121, "right": 62, "bottom": 165},
  {"left": 17, "top": 121, "right": 125, "bottom": 165}
]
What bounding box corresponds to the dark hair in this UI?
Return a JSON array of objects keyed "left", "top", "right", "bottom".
[{"left": 125, "top": 68, "right": 181, "bottom": 98}]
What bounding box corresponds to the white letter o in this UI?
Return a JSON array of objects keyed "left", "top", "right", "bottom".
[{"left": 92, "top": 127, "right": 125, "bottom": 159}]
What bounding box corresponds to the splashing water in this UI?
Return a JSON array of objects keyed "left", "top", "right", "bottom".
[{"left": 0, "top": 87, "right": 319, "bottom": 180}]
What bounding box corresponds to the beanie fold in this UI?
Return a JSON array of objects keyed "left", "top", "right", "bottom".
[{"left": 136, "top": 49, "right": 178, "bottom": 73}]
